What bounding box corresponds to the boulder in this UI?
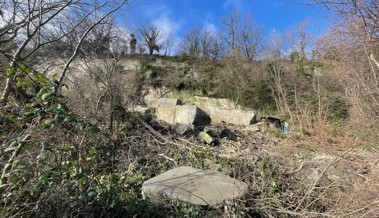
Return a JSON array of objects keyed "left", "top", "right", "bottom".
[
  {"left": 206, "top": 108, "right": 256, "bottom": 126},
  {"left": 157, "top": 98, "right": 181, "bottom": 107},
  {"left": 156, "top": 104, "right": 211, "bottom": 127},
  {"left": 191, "top": 96, "right": 256, "bottom": 126},
  {"left": 144, "top": 90, "right": 174, "bottom": 108},
  {"left": 156, "top": 105, "right": 177, "bottom": 124},
  {"left": 173, "top": 123, "right": 192, "bottom": 135},
  {"left": 175, "top": 105, "right": 210, "bottom": 127},
  {"left": 142, "top": 166, "right": 248, "bottom": 206},
  {"left": 193, "top": 96, "right": 236, "bottom": 109}
]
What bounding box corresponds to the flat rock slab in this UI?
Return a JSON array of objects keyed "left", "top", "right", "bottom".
[
  {"left": 142, "top": 166, "right": 248, "bottom": 206},
  {"left": 156, "top": 104, "right": 211, "bottom": 127},
  {"left": 206, "top": 108, "right": 256, "bottom": 126},
  {"left": 175, "top": 105, "right": 210, "bottom": 127}
]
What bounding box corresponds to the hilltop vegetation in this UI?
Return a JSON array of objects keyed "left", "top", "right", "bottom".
[{"left": 1, "top": 0, "right": 379, "bottom": 217}]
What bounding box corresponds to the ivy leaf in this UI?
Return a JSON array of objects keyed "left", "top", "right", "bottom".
[
  {"left": 54, "top": 114, "right": 64, "bottom": 122},
  {"left": 5, "top": 146, "right": 17, "bottom": 152},
  {"left": 9, "top": 140, "right": 18, "bottom": 147},
  {"left": 0, "top": 131, "right": 5, "bottom": 139},
  {"left": 75, "top": 122, "right": 87, "bottom": 131},
  {"left": 51, "top": 73, "right": 59, "bottom": 79},
  {"left": 20, "top": 64, "right": 32, "bottom": 74},
  {"left": 55, "top": 109, "right": 65, "bottom": 116},
  {"left": 16, "top": 77, "right": 32, "bottom": 87},
  {"left": 35, "top": 74, "right": 48, "bottom": 84},
  {"left": 64, "top": 117, "right": 77, "bottom": 123},
  {"left": 31, "top": 102, "right": 42, "bottom": 108},
  {"left": 5, "top": 66, "right": 15, "bottom": 77},
  {"left": 41, "top": 92, "right": 56, "bottom": 102},
  {"left": 90, "top": 125, "right": 100, "bottom": 133},
  {"left": 57, "top": 104, "right": 69, "bottom": 112},
  {"left": 44, "top": 119, "right": 56, "bottom": 128},
  {"left": 88, "top": 190, "right": 97, "bottom": 197},
  {"left": 8, "top": 115, "right": 17, "bottom": 121},
  {"left": 24, "top": 111, "right": 35, "bottom": 117}
]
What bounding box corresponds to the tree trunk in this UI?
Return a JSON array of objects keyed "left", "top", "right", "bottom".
[{"left": 1, "top": 36, "right": 33, "bottom": 103}]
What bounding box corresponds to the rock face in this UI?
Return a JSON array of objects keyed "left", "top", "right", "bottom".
[
  {"left": 142, "top": 166, "right": 248, "bottom": 206},
  {"left": 156, "top": 103, "right": 211, "bottom": 127}
]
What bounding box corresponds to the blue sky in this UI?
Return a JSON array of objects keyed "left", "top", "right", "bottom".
[{"left": 124, "top": 0, "right": 329, "bottom": 52}]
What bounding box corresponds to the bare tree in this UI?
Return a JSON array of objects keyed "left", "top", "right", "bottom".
[
  {"left": 240, "top": 14, "right": 264, "bottom": 61},
  {"left": 180, "top": 28, "right": 214, "bottom": 59},
  {"left": 221, "top": 10, "right": 240, "bottom": 53},
  {"left": 138, "top": 23, "right": 163, "bottom": 55},
  {"left": 286, "top": 20, "right": 312, "bottom": 62},
  {"left": 161, "top": 34, "right": 176, "bottom": 56},
  {"left": 313, "top": 0, "right": 378, "bottom": 40},
  {"left": 0, "top": 0, "right": 130, "bottom": 103},
  {"left": 312, "top": 0, "right": 379, "bottom": 122},
  {"left": 209, "top": 36, "right": 221, "bottom": 60},
  {"left": 285, "top": 20, "right": 313, "bottom": 75},
  {"left": 266, "top": 30, "right": 286, "bottom": 60},
  {"left": 200, "top": 29, "right": 213, "bottom": 58},
  {"left": 220, "top": 9, "right": 263, "bottom": 60},
  {"left": 180, "top": 28, "right": 201, "bottom": 58}
]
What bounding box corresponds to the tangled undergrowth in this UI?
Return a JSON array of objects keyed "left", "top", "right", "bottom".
[
  {"left": 2, "top": 88, "right": 378, "bottom": 217},
  {"left": 0, "top": 66, "right": 378, "bottom": 218}
]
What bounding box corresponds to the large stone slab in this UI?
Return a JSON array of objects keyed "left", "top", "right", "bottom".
[
  {"left": 142, "top": 166, "right": 248, "bottom": 206},
  {"left": 206, "top": 108, "right": 256, "bottom": 126},
  {"left": 146, "top": 94, "right": 177, "bottom": 108},
  {"left": 193, "top": 96, "right": 236, "bottom": 109},
  {"left": 175, "top": 105, "right": 210, "bottom": 127},
  {"left": 157, "top": 98, "right": 181, "bottom": 107},
  {"left": 192, "top": 96, "right": 256, "bottom": 126},
  {"left": 156, "top": 104, "right": 211, "bottom": 127},
  {"left": 156, "top": 105, "right": 177, "bottom": 124}
]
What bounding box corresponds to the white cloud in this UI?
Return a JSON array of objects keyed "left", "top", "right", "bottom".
[
  {"left": 153, "top": 13, "right": 181, "bottom": 37},
  {"left": 152, "top": 13, "right": 183, "bottom": 55},
  {"left": 223, "top": 0, "right": 242, "bottom": 9},
  {"left": 136, "top": 3, "right": 186, "bottom": 55},
  {"left": 203, "top": 22, "right": 218, "bottom": 35}
]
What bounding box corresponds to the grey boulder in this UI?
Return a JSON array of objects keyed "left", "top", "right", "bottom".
[
  {"left": 142, "top": 166, "right": 248, "bottom": 206},
  {"left": 156, "top": 104, "right": 211, "bottom": 127}
]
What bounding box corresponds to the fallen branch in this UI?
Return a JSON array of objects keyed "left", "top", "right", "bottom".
[
  {"left": 284, "top": 161, "right": 304, "bottom": 175},
  {"left": 158, "top": 154, "right": 178, "bottom": 166}
]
